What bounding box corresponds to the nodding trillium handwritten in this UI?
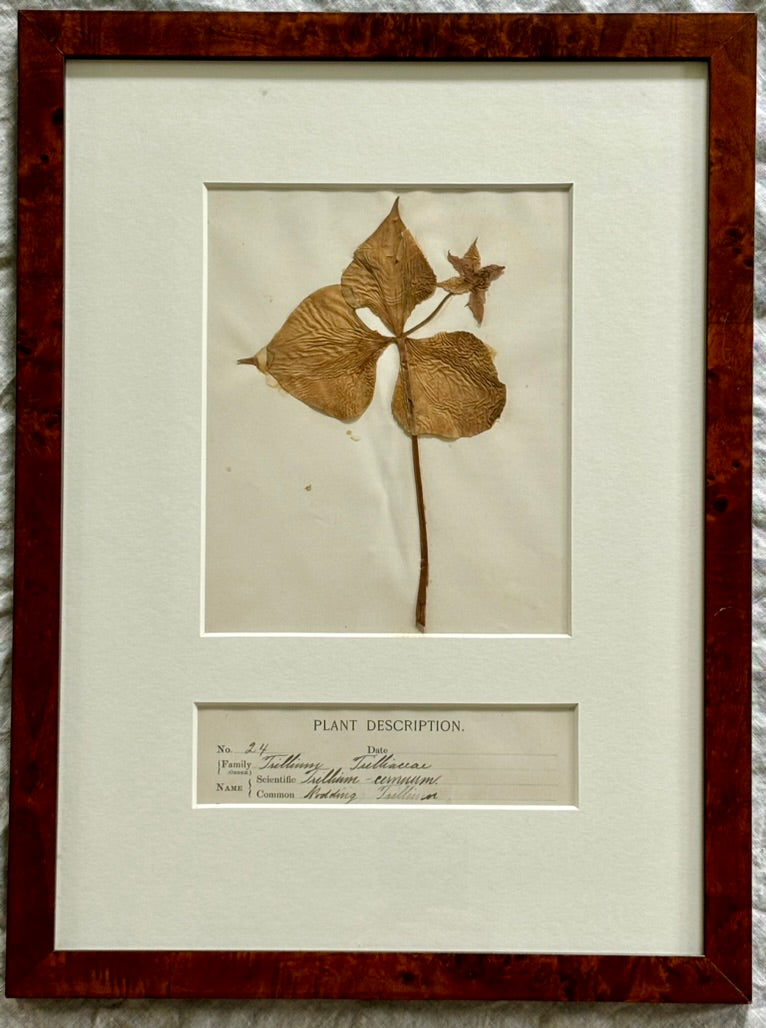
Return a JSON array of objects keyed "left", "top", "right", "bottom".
[{"left": 239, "top": 198, "right": 506, "bottom": 632}]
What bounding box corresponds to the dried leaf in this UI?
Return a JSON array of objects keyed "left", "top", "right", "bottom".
[
  {"left": 437, "top": 240, "right": 505, "bottom": 324},
  {"left": 239, "top": 285, "right": 390, "bottom": 421},
  {"left": 392, "top": 331, "right": 506, "bottom": 439},
  {"left": 341, "top": 198, "right": 437, "bottom": 336}
]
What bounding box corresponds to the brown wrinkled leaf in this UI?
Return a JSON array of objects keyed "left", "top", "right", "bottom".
[
  {"left": 392, "top": 331, "right": 506, "bottom": 439},
  {"left": 341, "top": 198, "right": 437, "bottom": 336},
  {"left": 437, "top": 239, "right": 505, "bottom": 324},
  {"left": 239, "top": 285, "right": 390, "bottom": 421}
]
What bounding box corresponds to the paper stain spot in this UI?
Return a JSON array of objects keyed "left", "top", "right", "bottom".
[
  {"left": 305, "top": 484, "right": 312, "bottom": 492},
  {"left": 346, "top": 430, "right": 361, "bottom": 442},
  {"left": 226, "top": 466, "right": 232, "bottom": 473}
]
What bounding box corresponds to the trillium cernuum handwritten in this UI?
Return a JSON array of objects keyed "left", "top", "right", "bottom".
[{"left": 239, "top": 198, "right": 506, "bottom": 632}]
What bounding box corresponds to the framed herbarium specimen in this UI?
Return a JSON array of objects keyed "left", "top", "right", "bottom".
[{"left": 9, "top": 10, "right": 753, "bottom": 1004}]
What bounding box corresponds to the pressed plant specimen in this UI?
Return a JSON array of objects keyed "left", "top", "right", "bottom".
[{"left": 239, "top": 198, "right": 506, "bottom": 632}]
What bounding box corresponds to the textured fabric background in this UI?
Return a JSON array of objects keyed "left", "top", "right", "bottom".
[{"left": 0, "top": 0, "right": 763, "bottom": 1024}]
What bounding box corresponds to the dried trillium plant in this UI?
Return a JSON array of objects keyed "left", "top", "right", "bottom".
[{"left": 239, "top": 198, "right": 506, "bottom": 632}]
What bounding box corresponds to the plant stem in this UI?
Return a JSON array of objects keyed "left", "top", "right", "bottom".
[
  {"left": 406, "top": 292, "right": 453, "bottom": 336},
  {"left": 378, "top": 293, "right": 453, "bottom": 345},
  {"left": 397, "top": 336, "right": 429, "bottom": 632},
  {"left": 411, "top": 434, "right": 429, "bottom": 633}
]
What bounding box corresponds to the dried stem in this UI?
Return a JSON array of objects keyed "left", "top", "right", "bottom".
[
  {"left": 397, "top": 336, "right": 429, "bottom": 631},
  {"left": 411, "top": 435, "right": 429, "bottom": 632},
  {"left": 379, "top": 294, "right": 453, "bottom": 345},
  {"left": 406, "top": 291, "right": 453, "bottom": 336}
]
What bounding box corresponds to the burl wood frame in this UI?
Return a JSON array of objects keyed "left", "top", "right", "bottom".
[{"left": 9, "top": 11, "right": 754, "bottom": 1002}]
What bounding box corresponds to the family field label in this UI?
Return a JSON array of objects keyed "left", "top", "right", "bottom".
[{"left": 196, "top": 705, "right": 577, "bottom": 807}]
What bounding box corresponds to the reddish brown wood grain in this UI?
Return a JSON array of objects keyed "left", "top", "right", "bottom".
[
  {"left": 13, "top": 10, "right": 756, "bottom": 60},
  {"left": 8, "top": 10, "right": 755, "bottom": 1002},
  {"left": 702, "top": 17, "right": 755, "bottom": 1000},
  {"left": 8, "top": 13, "right": 65, "bottom": 991},
  {"left": 3, "top": 951, "right": 751, "bottom": 1002}
]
